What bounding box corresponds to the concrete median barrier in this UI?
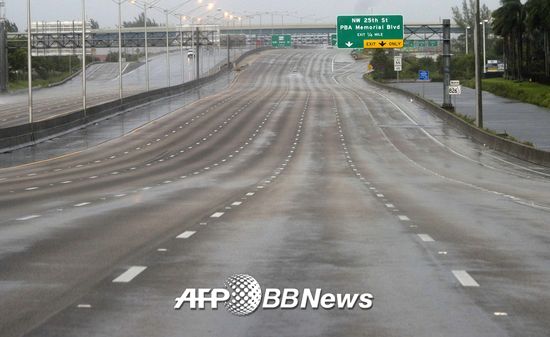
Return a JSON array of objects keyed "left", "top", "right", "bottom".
[{"left": 364, "top": 77, "right": 550, "bottom": 167}]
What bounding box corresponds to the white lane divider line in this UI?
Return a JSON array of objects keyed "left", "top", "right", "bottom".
[
  {"left": 112, "top": 266, "right": 147, "bottom": 283},
  {"left": 398, "top": 215, "right": 410, "bottom": 221},
  {"left": 16, "top": 215, "right": 41, "bottom": 221},
  {"left": 246, "top": 192, "right": 255, "bottom": 196},
  {"left": 376, "top": 194, "right": 384, "bottom": 197},
  {"left": 25, "top": 187, "right": 39, "bottom": 191},
  {"left": 74, "top": 202, "right": 91, "bottom": 207},
  {"left": 385, "top": 203, "right": 395, "bottom": 208},
  {"left": 176, "top": 231, "right": 196, "bottom": 239},
  {"left": 157, "top": 248, "right": 168, "bottom": 252},
  {"left": 494, "top": 312, "right": 508, "bottom": 316},
  {"left": 417, "top": 234, "right": 435, "bottom": 242},
  {"left": 211, "top": 212, "right": 225, "bottom": 218},
  {"left": 452, "top": 270, "right": 480, "bottom": 287},
  {"left": 231, "top": 201, "right": 242, "bottom": 206},
  {"left": 61, "top": 181, "right": 72, "bottom": 184},
  {"left": 77, "top": 304, "right": 92, "bottom": 309}
]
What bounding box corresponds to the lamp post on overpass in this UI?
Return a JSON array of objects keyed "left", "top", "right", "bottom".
[
  {"left": 130, "top": 0, "right": 160, "bottom": 92},
  {"left": 113, "top": 0, "right": 129, "bottom": 101}
]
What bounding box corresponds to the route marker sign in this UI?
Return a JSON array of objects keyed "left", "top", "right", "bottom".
[
  {"left": 337, "top": 15, "right": 404, "bottom": 49},
  {"left": 418, "top": 70, "right": 430, "bottom": 81},
  {"left": 272, "top": 34, "right": 292, "bottom": 48},
  {"left": 449, "top": 85, "right": 462, "bottom": 95}
]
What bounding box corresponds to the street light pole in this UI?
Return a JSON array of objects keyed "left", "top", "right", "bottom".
[
  {"left": 165, "top": 11, "right": 171, "bottom": 87},
  {"left": 474, "top": 0, "right": 483, "bottom": 128},
  {"left": 118, "top": 0, "right": 123, "bottom": 100},
  {"left": 82, "top": 0, "right": 87, "bottom": 114},
  {"left": 27, "top": 0, "right": 33, "bottom": 123},
  {"left": 465, "top": 26, "right": 470, "bottom": 54},
  {"left": 145, "top": 1, "right": 149, "bottom": 91},
  {"left": 179, "top": 19, "right": 184, "bottom": 84},
  {"left": 482, "top": 19, "right": 488, "bottom": 73}
]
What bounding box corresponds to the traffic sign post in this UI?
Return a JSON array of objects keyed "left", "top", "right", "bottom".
[
  {"left": 272, "top": 34, "right": 292, "bottom": 48},
  {"left": 394, "top": 56, "right": 402, "bottom": 71},
  {"left": 394, "top": 55, "right": 402, "bottom": 82},
  {"left": 418, "top": 70, "right": 430, "bottom": 81},
  {"left": 337, "top": 15, "right": 404, "bottom": 49},
  {"left": 418, "top": 70, "right": 430, "bottom": 98}
]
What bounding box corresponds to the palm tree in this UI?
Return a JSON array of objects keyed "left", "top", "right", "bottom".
[{"left": 492, "top": 0, "right": 525, "bottom": 80}]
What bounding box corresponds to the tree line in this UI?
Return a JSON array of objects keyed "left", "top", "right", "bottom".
[{"left": 492, "top": 0, "right": 550, "bottom": 82}]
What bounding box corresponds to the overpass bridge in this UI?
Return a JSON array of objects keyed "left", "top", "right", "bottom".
[{"left": 6, "top": 23, "right": 464, "bottom": 50}]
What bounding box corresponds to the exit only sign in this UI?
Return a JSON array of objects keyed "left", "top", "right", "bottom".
[{"left": 337, "top": 15, "right": 404, "bottom": 49}]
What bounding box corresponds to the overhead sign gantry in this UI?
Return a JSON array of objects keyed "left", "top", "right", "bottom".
[{"left": 337, "top": 15, "right": 404, "bottom": 49}]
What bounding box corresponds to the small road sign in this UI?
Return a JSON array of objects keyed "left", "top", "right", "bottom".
[
  {"left": 449, "top": 85, "right": 462, "bottom": 95},
  {"left": 272, "top": 34, "right": 292, "bottom": 48},
  {"left": 337, "top": 15, "right": 404, "bottom": 49},
  {"left": 450, "top": 80, "right": 460, "bottom": 86},
  {"left": 418, "top": 70, "right": 430, "bottom": 81},
  {"left": 394, "top": 56, "right": 402, "bottom": 71}
]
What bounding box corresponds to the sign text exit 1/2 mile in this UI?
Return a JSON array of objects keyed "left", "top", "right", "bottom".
[{"left": 337, "top": 15, "right": 404, "bottom": 49}]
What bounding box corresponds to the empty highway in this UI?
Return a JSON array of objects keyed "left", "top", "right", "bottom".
[{"left": 0, "top": 49, "right": 549, "bottom": 337}]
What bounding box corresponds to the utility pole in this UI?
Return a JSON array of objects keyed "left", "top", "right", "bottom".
[
  {"left": 474, "top": 0, "right": 483, "bottom": 128},
  {"left": 442, "top": 19, "right": 452, "bottom": 110}
]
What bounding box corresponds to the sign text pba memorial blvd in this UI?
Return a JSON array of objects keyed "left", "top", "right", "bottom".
[{"left": 337, "top": 15, "right": 404, "bottom": 49}]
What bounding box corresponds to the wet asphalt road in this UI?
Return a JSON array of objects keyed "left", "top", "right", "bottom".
[{"left": 0, "top": 49, "right": 549, "bottom": 337}]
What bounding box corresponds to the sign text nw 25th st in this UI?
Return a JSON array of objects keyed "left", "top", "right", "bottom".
[{"left": 337, "top": 15, "right": 404, "bottom": 49}]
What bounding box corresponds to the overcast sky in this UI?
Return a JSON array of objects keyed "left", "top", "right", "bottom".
[{"left": 5, "top": 0, "right": 502, "bottom": 30}]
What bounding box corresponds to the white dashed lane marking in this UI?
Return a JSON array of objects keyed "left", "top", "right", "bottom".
[
  {"left": 74, "top": 202, "right": 91, "bottom": 207},
  {"left": 25, "top": 187, "right": 39, "bottom": 191},
  {"left": 176, "top": 231, "right": 196, "bottom": 239},
  {"left": 417, "top": 234, "right": 435, "bottom": 242},
  {"left": 210, "top": 212, "right": 225, "bottom": 218},
  {"left": 231, "top": 201, "right": 242, "bottom": 206},
  {"left": 77, "top": 304, "right": 92, "bottom": 309},
  {"left": 112, "top": 266, "right": 148, "bottom": 283},
  {"left": 398, "top": 215, "right": 410, "bottom": 221},
  {"left": 452, "top": 270, "right": 480, "bottom": 287}
]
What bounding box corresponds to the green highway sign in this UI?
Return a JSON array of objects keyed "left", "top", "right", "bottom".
[
  {"left": 331, "top": 33, "right": 337, "bottom": 46},
  {"left": 337, "top": 15, "right": 404, "bottom": 49},
  {"left": 404, "top": 40, "right": 439, "bottom": 48},
  {"left": 272, "top": 34, "right": 292, "bottom": 48}
]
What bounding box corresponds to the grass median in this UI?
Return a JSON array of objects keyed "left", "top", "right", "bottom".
[{"left": 464, "top": 78, "right": 550, "bottom": 110}]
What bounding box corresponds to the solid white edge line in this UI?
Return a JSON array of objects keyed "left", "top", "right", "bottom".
[{"left": 16, "top": 215, "right": 41, "bottom": 221}]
